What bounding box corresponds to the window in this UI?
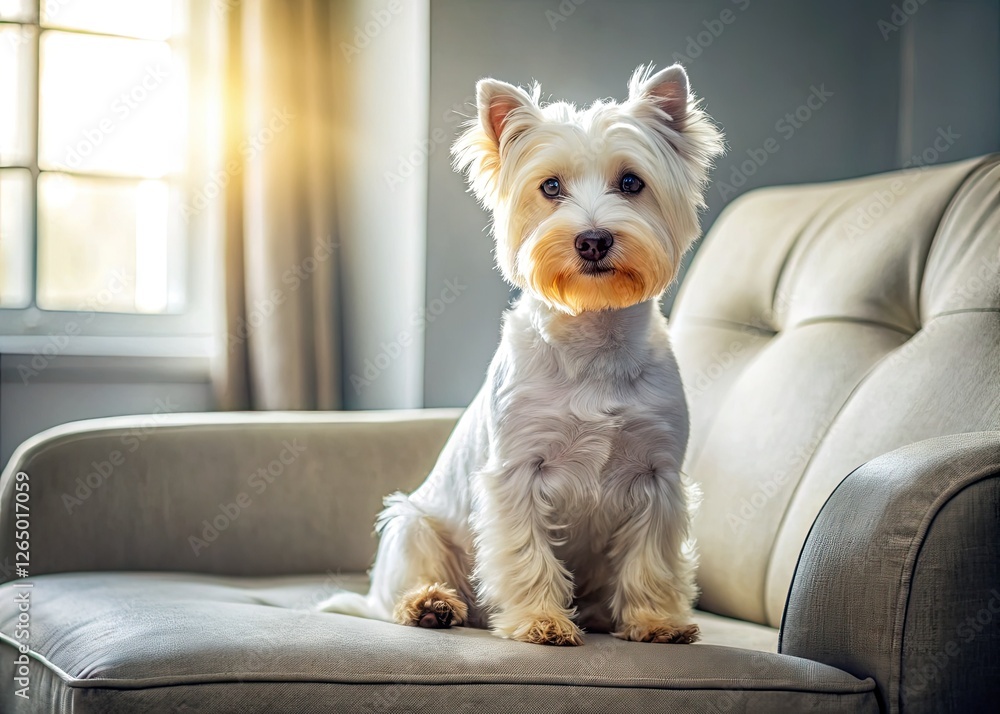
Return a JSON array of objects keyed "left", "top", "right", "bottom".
[{"left": 0, "top": 0, "right": 217, "bottom": 356}]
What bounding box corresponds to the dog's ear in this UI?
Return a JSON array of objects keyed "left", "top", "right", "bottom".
[
  {"left": 453, "top": 78, "right": 540, "bottom": 208},
  {"left": 628, "top": 64, "right": 691, "bottom": 130},
  {"left": 627, "top": 63, "right": 724, "bottom": 172},
  {"left": 476, "top": 79, "right": 538, "bottom": 147}
]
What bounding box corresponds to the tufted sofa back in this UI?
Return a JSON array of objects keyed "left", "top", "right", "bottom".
[{"left": 671, "top": 154, "right": 1000, "bottom": 627}]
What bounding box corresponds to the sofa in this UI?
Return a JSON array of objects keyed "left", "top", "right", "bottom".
[{"left": 2, "top": 154, "right": 998, "bottom": 713}]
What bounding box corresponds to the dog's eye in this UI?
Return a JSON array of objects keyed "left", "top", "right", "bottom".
[
  {"left": 540, "top": 178, "right": 561, "bottom": 198},
  {"left": 620, "top": 174, "right": 644, "bottom": 194}
]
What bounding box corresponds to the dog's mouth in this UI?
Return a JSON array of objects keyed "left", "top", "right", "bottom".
[{"left": 579, "top": 260, "right": 615, "bottom": 276}]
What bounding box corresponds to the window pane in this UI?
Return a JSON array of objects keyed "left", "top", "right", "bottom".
[
  {"left": 40, "top": 0, "right": 182, "bottom": 41},
  {"left": 37, "top": 174, "right": 184, "bottom": 313},
  {"left": 0, "top": 168, "right": 33, "bottom": 307},
  {"left": 0, "top": 0, "right": 35, "bottom": 22},
  {"left": 0, "top": 24, "right": 36, "bottom": 167},
  {"left": 38, "top": 31, "right": 188, "bottom": 177}
]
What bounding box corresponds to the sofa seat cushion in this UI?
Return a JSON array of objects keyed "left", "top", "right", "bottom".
[{"left": 0, "top": 572, "right": 877, "bottom": 713}]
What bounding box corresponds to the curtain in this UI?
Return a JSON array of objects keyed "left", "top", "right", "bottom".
[{"left": 213, "top": 0, "right": 342, "bottom": 410}]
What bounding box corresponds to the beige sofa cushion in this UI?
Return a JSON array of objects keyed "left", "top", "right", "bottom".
[
  {"left": 0, "top": 572, "right": 879, "bottom": 713},
  {"left": 672, "top": 155, "right": 1000, "bottom": 626}
]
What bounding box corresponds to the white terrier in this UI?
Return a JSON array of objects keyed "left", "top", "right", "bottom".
[{"left": 320, "top": 64, "right": 723, "bottom": 645}]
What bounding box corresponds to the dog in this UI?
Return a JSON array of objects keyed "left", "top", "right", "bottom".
[{"left": 320, "top": 64, "right": 723, "bottom": 646}]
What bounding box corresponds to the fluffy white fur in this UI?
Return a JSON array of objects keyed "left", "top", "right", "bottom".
[{"left": 319, "top": 64, "right": 723, "bottom": 645}]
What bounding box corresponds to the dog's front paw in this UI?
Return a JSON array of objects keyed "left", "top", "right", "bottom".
[
  {"left": 393, "top": 583, "right": 468, "bottom": 629},
  {"left": 501, "top": 616, "right": 584, "bottom": 646},
  {"left": 613, "top": 621, "right": 700, "bottom": 644}
]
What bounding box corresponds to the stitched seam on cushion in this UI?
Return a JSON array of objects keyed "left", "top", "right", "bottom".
[
  {"left": 1, "top": 412, "right": 462, "bottom": 477},
  {"left": 679, "top": 313, "right": 935, "bottom": 338},
  {"left": 66, "top": 680, "right": 880, "bottom": 694},
  {"left": 786, "top": 316, "right": 914, "bottom": 336},
  {"left": 892, "top": 467, "right": 1000, "bottom": 714},
  {"left": 0, "top": 631, "right": 77, "bottom": 685},
  {"left": 61, "top": 682, "right": 880, "bottom": 699},
  {"left": 32, "top": 671, "right": 881, "bottom": 694},
  {"left": 0, "top": 631, "right": 876, "bottom": 694},
  {"left": 925, "top": 307, "right": 1000, "bottom": 320},
  {"left": 674, "top": 315, "right": 778, "bottom": 337}
]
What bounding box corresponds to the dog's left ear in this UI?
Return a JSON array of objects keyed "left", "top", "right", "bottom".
[
  {"left": 627, "top": 63, "right": 724, "bottom": 172},
  {"left": 628, "top": 64, "right": 691, "bottom": 130}
]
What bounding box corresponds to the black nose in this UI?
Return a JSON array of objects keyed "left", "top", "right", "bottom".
[{"left": 574, "top": 229, "right": 614, "bottom": 262}]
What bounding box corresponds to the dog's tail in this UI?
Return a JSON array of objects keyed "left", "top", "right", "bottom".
[{"left": 315, "top": 591, "right": 390, "bottom": 620}]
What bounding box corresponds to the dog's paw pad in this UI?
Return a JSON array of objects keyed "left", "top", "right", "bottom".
[
  {"left": 509, "top": 617, "right": 584, "bottom": 646},
  {"left": 614, "top": 622, "right": 700, "bottom": 644},
  {"left": 393, "top": 583, "right": 468, "bottom": 629}
]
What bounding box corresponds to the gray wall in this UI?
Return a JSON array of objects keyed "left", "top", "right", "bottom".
[
  {"left": 904, "top": 1, "right": 999, "bottom": 164},
  {"left": 424, "top": 0, "right": 1000, "bottom": 407}
]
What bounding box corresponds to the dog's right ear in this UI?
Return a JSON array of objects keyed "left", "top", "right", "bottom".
[
  {"left": 452, "top": 79, "right": 540, "bottom": 208},
  {"left": 476, "top": 79, "right": 538, "bottom": 147}
]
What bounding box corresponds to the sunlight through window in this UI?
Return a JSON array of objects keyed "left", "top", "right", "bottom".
[{"left": 0, "top": 0, "right": 189, "bottom": 315}]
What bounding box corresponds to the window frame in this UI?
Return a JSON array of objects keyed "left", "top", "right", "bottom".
[{"left": 0, "top": 0, "right": 219, "bottom": 359}]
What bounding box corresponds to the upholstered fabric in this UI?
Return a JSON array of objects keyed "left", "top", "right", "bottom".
[
  {"left": 671, "top": 154, "right": 1000, "bottom": 627},
  {"left": 0, "top": 410, "right": 461, "bottom": 583},
  {"left": 0, "top": 572, "right": 878, "bottom": 714},
  {"left": 780, "top": 432, "right": 1000, "bottom": 714}
]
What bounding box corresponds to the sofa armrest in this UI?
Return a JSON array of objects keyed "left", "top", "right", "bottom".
[
  {"left": 0, "top": 409, "right": 461, "bottom": 584},
  {"left": 779, "top": 432, "right": 1000, "bottom": 714}
]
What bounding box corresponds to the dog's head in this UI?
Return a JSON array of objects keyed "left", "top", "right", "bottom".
[{"left": 453, "top": 64, "right": 723, "bottom": 315}]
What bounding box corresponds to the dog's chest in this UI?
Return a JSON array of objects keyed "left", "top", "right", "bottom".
[
  {"left": 487, "top": 299, "right": 688, "bottom": 520},
  {"left": 499, "top": 362, "right": 661, "bottom": 497}
]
